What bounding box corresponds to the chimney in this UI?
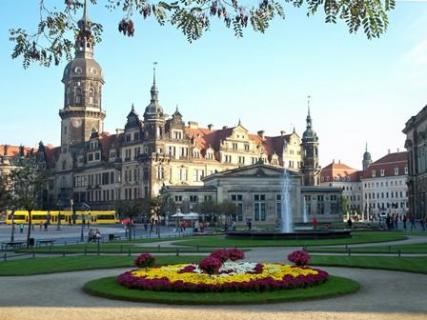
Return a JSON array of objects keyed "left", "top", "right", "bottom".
[
  {"left": 188, "top": 121, "right": 198, "bottom": 129},
  {"left": 388, "top": 149, "right": 391, "bottom": 154},
  {"left": 280, "top": 130, "right": 286, "bottom": 137},
  {"left": 208, "top": 124, "right": 213, "bottom": 131},
  {"left": 222, "top": 126, "right": 228, "bottom": 130},
  {"left": 257, "top": 130, "right": 265, "bottom": 139}
]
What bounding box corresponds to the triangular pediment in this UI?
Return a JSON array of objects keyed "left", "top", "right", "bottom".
[{"left": 206, "top": 164, "right": 300, "bottom": 180}]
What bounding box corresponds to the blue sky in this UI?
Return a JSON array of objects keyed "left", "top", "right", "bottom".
[{"left": 1, "top": 1, "right": 427, "bottom": 169}]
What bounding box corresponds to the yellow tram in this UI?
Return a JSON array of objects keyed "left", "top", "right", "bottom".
[{"left": 5, "top": 210, "right": 119, "bottom": 225}]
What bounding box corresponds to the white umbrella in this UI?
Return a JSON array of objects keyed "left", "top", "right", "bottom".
[
  {"left": 171, "top": 212, "right": 185, "bottom": 218},
  {"left": 183, "top": 212, "right": 199, "bottom": 220}
]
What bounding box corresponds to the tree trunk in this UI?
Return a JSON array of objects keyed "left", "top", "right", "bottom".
[{"left": 26, "top": 210, "right": 32, "bottom": 248}]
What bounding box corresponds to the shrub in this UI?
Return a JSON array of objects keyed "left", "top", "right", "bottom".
[
  {"left": 134, "top": 253, "right": 156, "bottom": 268},
  {"left": 287, "top": 250, "right": 310, "bottom": 266},
  {"left": 227, "top": 248, "right": 245, "bottom": 261},
  {"left": 199, "top": 256, "right": 223, "bottom": 275}
]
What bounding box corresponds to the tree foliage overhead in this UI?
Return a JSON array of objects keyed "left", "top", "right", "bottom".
[{"left": 10, "top": 0, "right": 395, "bottom": 68}]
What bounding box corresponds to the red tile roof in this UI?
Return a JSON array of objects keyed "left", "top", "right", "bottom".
[
  {"left": 185, "top": 126, "right": 290, "bottom": 160},
  {"left": 0, "top": 144, "right": 33, "bottom": 157},
  {"left": 363, "top": 152, "right": 408, "bottom": 179},
  {"left": 321, "top": 161, "right": 360, "bottom": 182}
]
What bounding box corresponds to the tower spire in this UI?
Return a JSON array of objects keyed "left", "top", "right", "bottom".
[
  {"left": 306, "top": 95, "right": 312, "bottom": 129},
  {"left": 150, "top": 62, "right": 159, "bottom": 102},
  {"left": 83, "top": 0, "right": 89, "bottom": 22},
  {"left": 75, "top": 0, "right": 94, "bottom": 58},
  {"left": 365, "top": 141, "right": 368, "bottom": 152}
]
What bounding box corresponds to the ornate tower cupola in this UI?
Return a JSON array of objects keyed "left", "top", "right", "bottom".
[
  {"left": 301, "top": 95, "right": 321, "bottom": 186},
  {"left": 144, "top": 63, "right": 165, "bottom": 141},
  {"left": 363, "top": 142, "right": 372, "bottom": 171},
  {"left": 59, "top": 0, "right": 106, "bottom": 149},
  {"left": 144, "top": 63, "right": 164, "bottom": 120}
]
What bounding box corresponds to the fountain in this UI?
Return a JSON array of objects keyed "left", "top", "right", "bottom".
[
  {"left": 280, "top": 168, "right": 293, "bottom": 233},
  {"left": 302, "top": 196, "right": 309, "bottom": 224}
]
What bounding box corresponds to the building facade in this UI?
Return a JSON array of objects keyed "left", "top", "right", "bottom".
[
  {"left": 164, "top": 163, "right": 342, "bottom": 226},
  {"left": 28, "top": 5, "right": 322, "bottom": 210},
  {"left": 361, "top": 151, "right": 408, "bottom": 217},
  {"left": 320, "top": 161, "right": 363, "bottom": 212},
  {"left": 404, "top": 106, "right": 427, "bottom": 218},
  {"left": 321, "top": 148, "right": 408, "bottom": 220}
]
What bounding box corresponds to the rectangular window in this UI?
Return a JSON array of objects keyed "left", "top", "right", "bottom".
[{"left": 254, "top": 194, "right": 266, "bottom": 221}]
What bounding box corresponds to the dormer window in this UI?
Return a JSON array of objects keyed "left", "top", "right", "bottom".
[{"left": 173, "top": 130, "right": 183, "bottom": 140}]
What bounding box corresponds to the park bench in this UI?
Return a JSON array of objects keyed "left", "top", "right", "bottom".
[
  {"left": 108, "top": 234, "right": 122, "bottom": 241},
  {"left": 36, "top": 239, "right": 56, "bottom": 247},
  {"left": 1, "top": 240, "right": 26, "bottom": 251}
]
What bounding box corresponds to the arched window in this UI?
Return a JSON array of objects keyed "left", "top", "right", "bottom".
[
  {"left": 89, "top": 88, "right": 94, "bottom": 104},
  {"left": 75, "top": 88, "right": 82, "bottom": 104}
]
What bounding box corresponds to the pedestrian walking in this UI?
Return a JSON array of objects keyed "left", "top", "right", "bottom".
[
  {"left": 410, "top": 214, "right": 416, "bottom": 232},
  {"left": 402, "top": 214, "right": 407, "bottom": 231}
]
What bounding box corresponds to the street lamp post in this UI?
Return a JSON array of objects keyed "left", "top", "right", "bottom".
[
  {"left": 56, "top": 200, "right": 62, "bottom": 231},
  {"left": 80, "top": 212, "right": 85, "bottom": 242}
]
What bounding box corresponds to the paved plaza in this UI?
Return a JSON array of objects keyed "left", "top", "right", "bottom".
[{"left": 0, "top": 251, "right": 426, "bottom": 320}]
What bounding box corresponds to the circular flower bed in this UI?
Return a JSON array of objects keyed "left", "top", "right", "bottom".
[{"left": 117, "top": 249, "right": 329, "bottom": 293}]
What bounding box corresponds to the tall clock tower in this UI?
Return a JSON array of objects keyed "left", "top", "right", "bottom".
[{"left": 59, "top": 0, "right": 105, "bottom": 151}]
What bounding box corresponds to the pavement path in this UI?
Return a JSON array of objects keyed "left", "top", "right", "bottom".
[{"left": 0, "top": 265, "right": 426, "bottom": 320}]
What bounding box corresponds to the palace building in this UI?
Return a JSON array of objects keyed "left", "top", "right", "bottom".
[{"left": 8, "top": 3, "right": 324, "bottom": 214}]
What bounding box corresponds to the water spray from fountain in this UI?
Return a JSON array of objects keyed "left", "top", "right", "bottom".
[
  {"left": 280, "top": 168, "right": 293, "bottom": 233},
  {"left": 303, "top": 196, "right": 309, "bottom": 224}
]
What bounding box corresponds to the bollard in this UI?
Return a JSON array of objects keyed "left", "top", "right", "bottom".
[
  {"left": 158, "top": 244, "right": 161, "bottom": 253},
  {"left": 176, "top": 248, "right": 180, "bottom": 256}
]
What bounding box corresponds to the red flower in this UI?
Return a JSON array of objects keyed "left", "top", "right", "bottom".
[
  {"left": 178, "top": 265, "right": 197, "bottom": 274},
  {"left": 210, "top": 249, "right": 230, "bottom": 263},
  {"left": 227, "top": 248, "right": 245, "bottom": 261},
  {"left": 199, "top": 256, "right": 223, "bottom": 275},
  {"left": 287, "top": 250, "right": 310, "bottom": 266},
  {"left": 134, "top": 253, "right": 156, "bottom": 268}
]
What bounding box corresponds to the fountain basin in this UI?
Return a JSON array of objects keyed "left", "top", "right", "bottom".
[{"left": 225, "top": 230, "right": 352, "bottom": 240}]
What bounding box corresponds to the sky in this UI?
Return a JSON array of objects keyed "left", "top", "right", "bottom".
[{"left": 1, "top": 1, "right": 427, "bottom": 169}]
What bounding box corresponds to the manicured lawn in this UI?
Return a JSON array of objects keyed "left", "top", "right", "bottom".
[
  {"left": 311, "top": 255, "right": 427, "bottom": 274},
  {"left": 172, "top": 232, "right": 408, "bottom": 248},
  {"left": 0, "top": 255, "right": 204, "bottom": 276},
  {"left": 83, "top": 275, "right": 360, "bottom": 304},
  {"left": 17, "top": 243, "right": 213, "bottom": 254},
  {"left": 307, "top": 242, "right": 427, "bottom": 254}
]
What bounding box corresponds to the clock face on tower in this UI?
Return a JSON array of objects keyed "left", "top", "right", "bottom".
[{"left": 71, "top": 118, "right": 82, "bottom": 128}]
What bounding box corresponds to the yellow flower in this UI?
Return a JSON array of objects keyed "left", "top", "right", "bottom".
[{"left": 131, "top": 263, "right": 319, "bottom": 285}]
